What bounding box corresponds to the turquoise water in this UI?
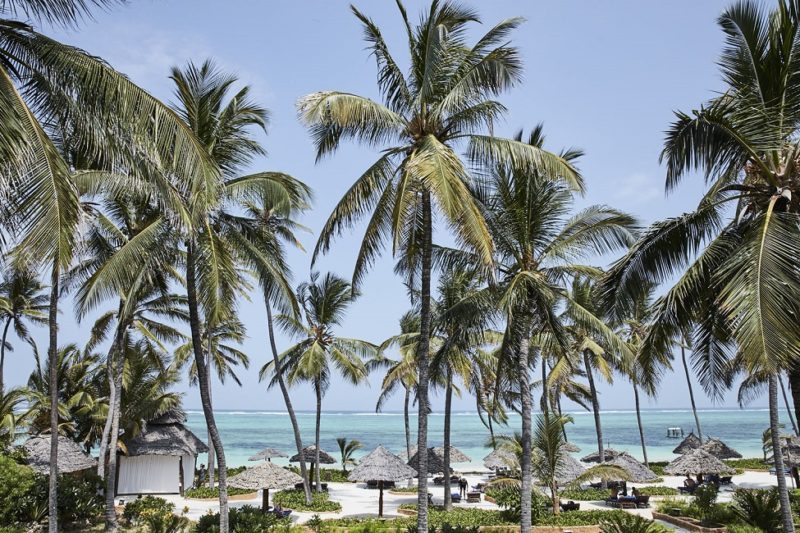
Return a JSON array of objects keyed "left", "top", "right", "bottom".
[{"left": 185, "top": 408, "right": 779, "bottom": 468}]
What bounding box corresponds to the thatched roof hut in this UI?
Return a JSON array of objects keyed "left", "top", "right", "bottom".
[
  {"left": 562, "top": 442, "right": 581, "bottom": 453},
  {"left": 249, "top": 447, "right": 288, "bottom": 462},
  {"left": 483, "top": 448, "right": 516, "bottom": 470},
  {"left": 581, "top": 448, "right": 623, "bottom": 463},
  {"left": 673, "top": 432, "right": 702, "bottom": 455},
  {"left": 289, "top": 445, "right": 336, "bottom": 464},
  {"left": 407, "top": 446, "right": 471, "bottom": 474},
  {"left": 699, "top": 438, "right": 742, "bottom": 460},
  {"left": 607, "top": 452, "right": 659, "bottom": 483},
  {"left": 117, "top": 412, "right": 207, "bottom": 495},
  {"left": 664, "top": 449, "right": 736, "bottom": 476},
  {"left": 22, "top": 434, "right": 96, "bottom": 474},
  {"left": 349, "top": 446, "right": 417, "bottom": 517},
  {"left": 530, "top": 450, "right": 586, "bottom": 485},
  {"left": 123, "top": 412, "right": 208, "bottom": 457},
  {"left": 229, "top": 462, "right": 302, "bottom": 511}
]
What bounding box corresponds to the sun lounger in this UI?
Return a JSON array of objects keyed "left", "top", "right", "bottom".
[
  {"left": 635, "top": 495, "right": 650, "bottom": 508},
  {"left": 451, "top": 493, "right": 461, "bottom": 503},
  {"left": 367, "top": 480, "right": 378, "bottom": 489},
  {"left": 433, "top": 476, "right": 445, "bottom": 485},
  {"left": 560, "top": 501, "right": 580, "bottom": 512},
  {"left": 467, "top": 491, "right": 481, "bottom": 503},
  {"left": 720, "top": 476, "right": 733, "bottom": 485}
]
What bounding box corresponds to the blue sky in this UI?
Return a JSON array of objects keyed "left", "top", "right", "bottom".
[{"left": 6, "top": 0, "right": 760, "bottom": 412}]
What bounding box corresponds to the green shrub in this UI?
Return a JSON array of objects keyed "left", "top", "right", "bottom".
[
  {"left": 637, "top": 486, "right": 679, "bottom": 496},
  {"left": 123, "top": 495, "right": 175, "bottom": 524},
  {"left": 727, "top": 525, "right": 766, "bottom": 533},
  {"left": 558, "top": 487, "right": 610, "bottom": 501},
  {"left": 0, "top": 455, "right": 41, "bottom": 525},
  {"left": 537, "top": 509, "right": 633, "bottom": 526},
  {"left": 485, "top": 484, "right": 546, "bottom": 522},
  {"left": 731, "top": 488, "right": 781, "bottom": 531},
  {"left": 286, "top": 466, "right": 350, "bottom": 482},
  {"left": 272, "top": 489, "right": 342, "bottom": 512},
  {"left": 195, "top": 505, "right": 288, "bottom": 533},
  {"left": 725, "top": 458, "right": 768, "bottom": 471},
  {"left": 692, "top": 483, "right": 718, "bottom": 524},
  {"left": 655, "top": 497, "right": 690, "bottom": 516},
  {"left": 648, "top": 462, "right": 668, "bottom": 476},
  {"left": 389, "top": 486, "right": 418, "bottom": 493},
  {"left": 599, "top": 513, "right": 670, "bottom": 533},
  {"left": 57, "top": 473, "right": 103, "bottom": 523},
  {"left": 141, "top": 510, "right": 191, "bottom": 533},
  {"left": 185, "top": 485, "right": 255, "bottom": 498}
]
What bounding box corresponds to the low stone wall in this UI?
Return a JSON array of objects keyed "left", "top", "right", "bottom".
[{"left": 652, "top": 511, "right": 728, "bottom": 532}]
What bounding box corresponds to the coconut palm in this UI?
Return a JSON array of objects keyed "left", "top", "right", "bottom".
[
  {"left": 0, "top": 387, "right": 30, "bottom": 450},
  {"left": 262, "top": 272, "right": 375, "bottom": 491},
  {"left": 299, "top": 3, "right": 580, "bottom": 527},
  {"left": 175, "top": 318, "right": 249, "bottom": 488},
  {"left": 336, "top": 437, "right": 363, "bottom": 473},
  {"left": 600, "top": 3, "right": 800, "bottom": 530},
  {"left": 0, "top": 266, "right": 47, "bottom": 391},
  {"left": 477, "top": 126, "right": 635, "bottom": 532}
]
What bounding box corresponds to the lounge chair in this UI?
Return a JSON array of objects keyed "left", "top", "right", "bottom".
[
  {"left": 720, "top": 476, "right": 733, "bottom": 485},
  {"left": 604, "top": 488, "right": 620, "bottom": 507},
  {"left": 616, "top": 496, "right": 637, "bottom": 509},
  {"left": 428, "top": 493, "right": 434, "bottom": 505},
  {"left": 451, "top": 492, "right": 461, "bottom": 503},
  {"left": 472, "top": 483, "right": 486, "bottom": 493},
  {"left": 366, "top": 480, "right": 378, "bottom": 489},
  {"left": 560, "top": 501, "right": 580, "bottom": 512},
  {"left": 433, "top": 476, "right": 445, "bottom": 485},
  {"left": 635, "top": 495, "right": 650, "bottom": 508},
  {"left": 467, "top": 491, "right": 481, "bottom": 503},
  {"left": 679, "top": 479, "right": 697, "bottom": 494}
]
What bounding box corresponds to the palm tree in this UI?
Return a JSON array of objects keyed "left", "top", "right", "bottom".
[
  {"left": 263, "top": 272, "right": 375, "bottom": 491},
  {"left": 0, "top": 266, "right": 47, "bottom": 391},
  {"left": 336, "top": 437, "right": 363, "bottom": 473},
  {"left": 480, "top": 126, "right": 635, "bottom": 533},
  {"left": 0, "top": 387, "right": 30, "bottom": 450},
  {"left": 600, "top": 3, "right": 800, "bottom": 530},
  {"left": 374, "top": 311, "right": 421, "bottom": 462},
  {"left": 299, "top": 4, "right": 579, "bottom": 528},
  {"left": 175, "top": 318, "right": 249, "bottom": 488}
]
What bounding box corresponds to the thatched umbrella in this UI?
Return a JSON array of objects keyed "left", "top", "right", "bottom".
[
  {"left": 664, "top": 449, "right": 735, "bottom": 480},
  {"left": 229, "top": 462, "right": 302, "bottom": 511},
  {"left": 289, "top": 445, "right": 335, "bottom": 489},
  {"left": 581, "top": 448, "right": 623, "bottom": 463},
  {"left": 552, "top": 453, "right": 586, "bottom": 485},
  {"left": 407, "top": 446, "right": 471, "bottom": 474},
  {"left": 249, "top": 447, "right": 288, "bottom": 462},
  {"left": 349, "top": 445, "right": 417, "bottom": 517},
  {"left": 22, "top": 434, "right": 97, "bottom": 474},
  {"left": 673, "top": 432, "right": 702, "bottom": 455},
  {"left": 483, "top": 448, "right": 516, "bottom": 470},
  {"left": 699, "top": 438, "right": 742, "bottom": 460},
  {"left": 607, "top": 452, "right": 659, "bottom": 483},
  {"left": 562, "top": 442, "right": 581, "bottom": 453}
]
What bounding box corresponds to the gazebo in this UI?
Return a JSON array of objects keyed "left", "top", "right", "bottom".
[
  {"left": 249, "top": 447, "right": 288, "bottom": 462},
  {"left": 664, "top": 449, "right": 735, "bottom": 482},
  {"left": 349, "top": 445, "right": 417, "bottom": 517},
  {"left": 699, "top": 438, "right": 742, "bottom": 460},
  {"left": 22, "top": 434, "right": 97, "bottom": 474},
  {"left": 408, "top": 446, "right": 471, "bottom": 475},
  {"left": 228, "top": 462, "right": 302, "bottom": 511},
  {"left": 581, "top": 448, "right": 623, "bottom": 463},
  {"left": 607, "top": 452, "right": 659, "bottom": 483},
  {"left": 673, "top": 432, "right": 702, "bottom": 455},
  {"left": 117, "top": 411, "right": 208, "bottom": 495},
  {"left": 289, "top": 445, "right": 336, "bottom": 489}
]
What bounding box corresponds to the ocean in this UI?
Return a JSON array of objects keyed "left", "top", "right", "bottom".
[{"left": 184, "top": 408, "right": 781, "bottom": 468}]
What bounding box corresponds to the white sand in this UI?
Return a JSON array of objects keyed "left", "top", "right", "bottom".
[{"left": 144, "top": 469, "right": 785, "bottom": 524}]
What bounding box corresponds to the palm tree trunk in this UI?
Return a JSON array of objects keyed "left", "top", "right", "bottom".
[
  {"left": 557, "top": 395, "right": 568, "bottom": 442},
  {"left": 206, "top": 347, "right": 215, "bottom": 490},
  {"left": 404, "top": 386, "right": 411, "bottom": 460},
  {"left": 541, "top": 358, "right": 549, "bottom": 416},
  {"left": 583, "top": 350, "right": 605, "bottom": 489},
  {"left": 265, "top": 299, "right": 311, "bottom": 503},
  {"left": 443, "top": 367, "right": 453, "bottom": 510},
  {"left": 186, "top": 243, "right": 228, "bottom": 533},
  {"left": 0, "top": 316, "right": 12, "bottom": 392},
  {"left": 314, "top": 379, "right": 322, "bottom": 493},
  {"left": 415, "top": 191, "right": 433, "bottom": 533},
  {"left": 104, "top": 333, "right": 124, "bottom": 531},
  {"left": 680, "top": 343, "right": 702, "bottom": 440},
  {"left": 779, "top": 373, "right": 799, "bottom": 435},
  {"left": 518, "top": 316, "right": 534, "bottom": 533},
  {"left": 633, "top": 382, "right": 648, "bottom": 467},
  {"left": 47, "top": 261, "right": 59, "bottom": 533},
  {"left": 769, "top": 373, "right": 795, "bottom": 533},
  {"left": 788, "top": 367, "right": 800, "bottom": 427}
]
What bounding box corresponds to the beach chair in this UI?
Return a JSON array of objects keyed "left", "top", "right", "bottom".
[
  {"left": 560, "top": 501, "right": 580, "bottom": 512},
  {"left": 366, "top": 480, "right": 378, "bottom": 489},
  {"left": 428, "top": 493, "right": 434, "bottom": 505},
  {"left": 604, "top": 487, "right": 620, "bottom": 507},
  {"left": 467, "top": 491, "right": 481, "bottom": 503},
  {"left": 433, "top": 476, "right": 445, "bottom": 485},
  {"left": 679, "top": 478, "right": 697, "bottom": 494},
  {"left": 451, "top": 492, "right": 461, "bottom": 503},
  {"left": 720, "top": 476, "right": 733, "bottom": 485},
  {"left": 635, "top": 495, "right": 650, "bottom": 508}
]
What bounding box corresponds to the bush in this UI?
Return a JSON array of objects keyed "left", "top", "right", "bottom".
[
  {"left": 389, "top": 486, "right": 418, "bottom": 493},
  {"left": 185, "top": 485, "right": 255, "bottom": 498},
  {"left": 693, "top": 483, "right": 718, "bottom": 524},
  {"left": 0, "top": 455, "right": 41, "bottom": 525},
  {"left": 272, "top": 489, "right": 342, "bottom": 512},
  {"left": 725, "top": 458, "right": 768, "bottom": 471},
  {"left": 558, "top": 487, "right": 610, "bottom": 501},
  {"left": 195, "top": 505, "right": 288, "bottom": 533},
  {"left": 537, "top": 510, "right": 633, "bottom": 527},
  {"left": 731, "top": 488, "right": 781, "bottom": 531},
  {"left": 727, "top": 525, "right": 765, "bottom": 533},
  {"left": 287, "top": 466, "right": 350, "bottom": 482},
  {"left": 637, "top": 486, "right": 679, "bottom": 496},
  {"left": 123, "top": 495, "right": 175, "bottom": 524},
  {"left": 485, "top": 484, "right": 546, "bottom": 522},
  {"left": 599, "top": 513, "right": 670, "bottom": 533},
  {"left": 57, "top": 473, "right": 103, "bottom": 523},
  {"left": 648, "top": 462, "right": 668, "bottom": 476},
  {"left": 655, "top": 497, "right": 691, "bottom": 516}
]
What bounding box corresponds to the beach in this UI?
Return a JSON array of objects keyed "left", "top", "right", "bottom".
[{"left": 185, "top": 408, "right": 780, "bottom": 467}]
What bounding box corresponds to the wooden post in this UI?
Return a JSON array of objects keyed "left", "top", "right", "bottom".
[
  {"left": 262, "top": 488, "right": 270, "bottom": 512},
  {"left": 378, "top": 480, "right": 384, "bottom": 518}
]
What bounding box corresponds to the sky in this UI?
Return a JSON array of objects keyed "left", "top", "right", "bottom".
[{"left": 5, "top": 0, "right": 761, "bottom": 412}]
